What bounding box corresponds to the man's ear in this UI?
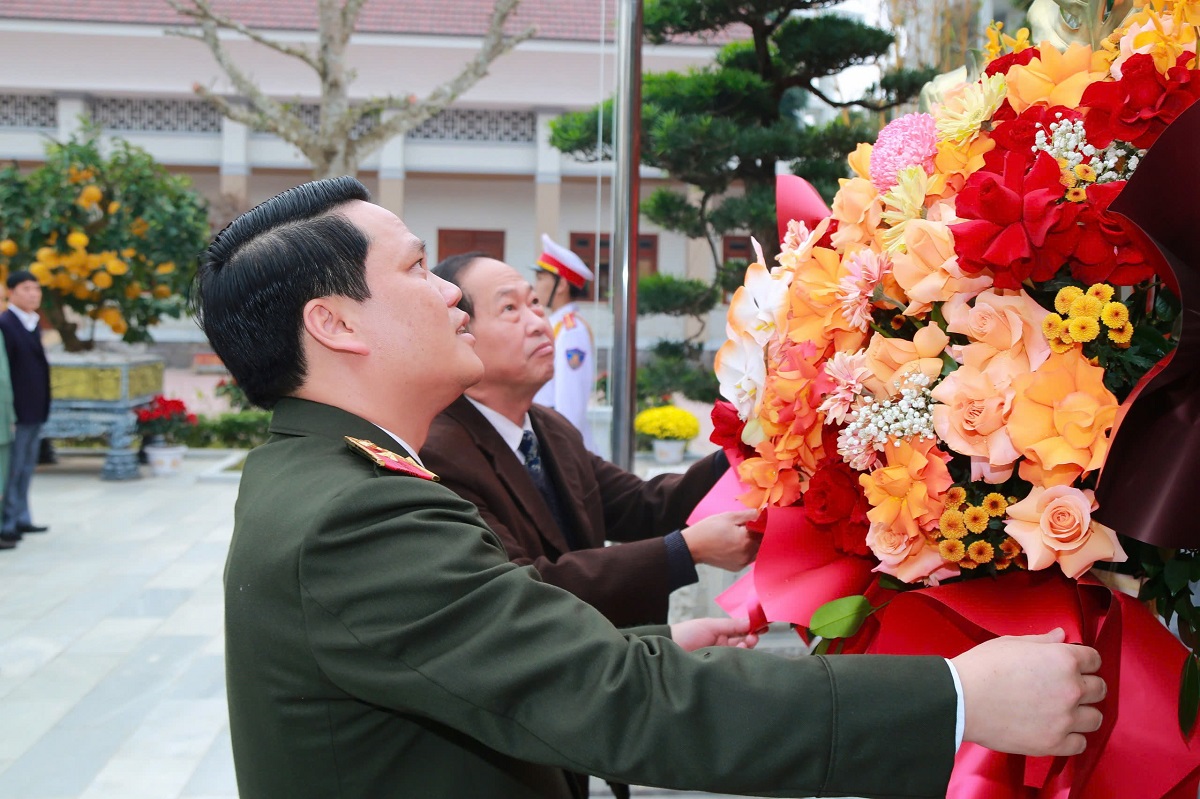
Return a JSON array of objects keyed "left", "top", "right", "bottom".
[{"left": 302, "top": 296, "right": 370, "bottom": 356}]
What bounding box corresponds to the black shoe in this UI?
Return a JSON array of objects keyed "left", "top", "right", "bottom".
[
  {"left": 0, "top": 537, "right": 15, "bottom": 550},
  {"left": 0, "top": 533, "right": 20, "bottom": 546},
  {"left": 16, "top": 524, "right": 47, "bottom": 534}
]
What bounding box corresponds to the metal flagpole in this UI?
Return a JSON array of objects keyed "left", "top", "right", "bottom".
[{"left": 609, "top": 0, "right": 642, "bottom": 470}]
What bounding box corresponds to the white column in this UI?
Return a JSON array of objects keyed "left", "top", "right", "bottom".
[
  {"left": 56, "top": 94, "right": 87, "bottom": 140},
  {"left": 533, "top": 109, "right": 563, "bottom": 247},
  {"left": 220, "top": 116, "right": 250, "bottom": 208},
  {"left": 377, "top": 118, "right": 406, "bottom": 218}
]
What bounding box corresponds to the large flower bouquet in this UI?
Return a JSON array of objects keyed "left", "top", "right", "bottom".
[{"left": 710, "top": 2, "right": 1200, "bottom": 795}]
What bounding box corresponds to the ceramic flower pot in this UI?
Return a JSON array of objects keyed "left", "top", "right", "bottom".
[
  {"left": 144, "top": 443, "right": 188, "bottom": 477},
  {"left": 652, "top": 438, "right": 687, "bottom": 465}
]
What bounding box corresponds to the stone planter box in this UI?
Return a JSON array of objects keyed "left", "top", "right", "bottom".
[{"left": 43, "top": 352, "right": 165, "bottom": 480}]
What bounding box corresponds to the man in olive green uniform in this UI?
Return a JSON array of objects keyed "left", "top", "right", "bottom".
[{"left": 193, "top": 177, "right": 1106, "bottom": 799}]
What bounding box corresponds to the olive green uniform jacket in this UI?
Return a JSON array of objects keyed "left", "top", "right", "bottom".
[{"left": 225, "top": 397, "right": 957, "bottom": 799}]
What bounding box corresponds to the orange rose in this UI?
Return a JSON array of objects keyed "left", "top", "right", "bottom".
[
  {"left": 786, "top": 245, "right": 866, "bottom": 357},
  {"left": 930, "top": 132, "right": 996, "bottom": 199},
  {"left": 1004, "top": 485, "right": 1128, "bottom": 578},
  {"left": 859, "top": 436, "right": 954, "bottom": 539},
  {"left": 864, "top": 324, "right": 950, "bottom": 397},
  {"left": 891, "top": 219, "right": 993, "bottom": 315},
  {"left": 830, "top": 177, "right": 885, "bottom": 251},
  {"left": 865, "top": 521, "right": 952, "bottom": 583},
  {"left": 1005, "top": 42, "right": 1109, "bottom": 113},
  {"left": 738, "top": 455, "right": 803, "bottom": 510},
  {"left": 943, "top": 288, "right": 1052, "bottom": 376},
  {"left": 930, "top": 345, "right": 1022, "bottom": 483},
  {"left": 1008, "top": 350, "right": 1119, "bottom": 487}
]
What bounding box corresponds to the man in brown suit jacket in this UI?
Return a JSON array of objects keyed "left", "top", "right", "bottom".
[{"left": 422, "top": 253, "right": 759, "bottom": 628}]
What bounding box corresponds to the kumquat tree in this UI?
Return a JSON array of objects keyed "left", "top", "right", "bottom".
[{"left": 0, "top": 126, "right": 210, "bottom": 351}]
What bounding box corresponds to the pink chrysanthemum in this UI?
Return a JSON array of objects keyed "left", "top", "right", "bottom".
[
  {"left": 837, "top": 249, "right": 892, "bottom": 332},
  {"left": 819, "top": 350, "right": 872, "bottom": 425},
  {"left": 869, "top": 113, "right": 938, "bottom": 193}
]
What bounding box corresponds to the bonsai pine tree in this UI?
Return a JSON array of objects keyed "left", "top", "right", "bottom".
[{"left": 550, "top": 0, "right": 936, "bottom": 268}]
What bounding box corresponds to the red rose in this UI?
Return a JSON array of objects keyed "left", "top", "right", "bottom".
[
  {"left": 710, "top": 399, "right": 754, "bottom": 459},
  {"left": 805, "top": 456, "right": 871, "bottom": 557},
  {"left": 1068, "top": 180, "right": 1155, "bottom": 285},
  {"left": 988, "top": 105, "right": 1082, "bottom": 169},
  {"left": 984, "top": 47, "right": 1039, "bottom": 77},
  {"left": 953, "top": 150, "right": 1082, "bottom": 289},
  {"left": 1082, "top": 53, "right": 1200, "bottom": 149}
]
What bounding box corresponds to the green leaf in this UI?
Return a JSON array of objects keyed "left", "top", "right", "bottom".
[
  {"left": 808, "top": 595, "right": 873, "bottom": 639},
  {"left": 876, "top": 573, "right": 906, "bottom": 592},
  {"left": 1180, "top": 653, "right": 1200, "bottom": 738},
  {"left": 1164, "top": 558, "right": 1192, "bottom": 596}
]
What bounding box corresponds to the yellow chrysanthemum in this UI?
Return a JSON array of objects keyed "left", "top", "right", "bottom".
[
  {"left": 968, "top": 540, "right": 995, "bottom": 564},
  {"left": 66, "top": 231, "right": 89, "bottom": 250},
  {"left": 1060, "top": 169, "right": 1079, "bottom": 189},
  {"left": 958, "top": 559, "right": 979, "bottom": 570},
  {"left": 76, "top": 184, "right": 102, "bottom": 208},
  {"left": 1086, "top": 283, "right": 1113, "bottom": 302},
  {"left": 1068, "top": 294, "right": 1104, "bottom": 319},
  {"left": 124, "top": 282, "right": 142, "bottom": 300},
  {"left": 963, "top": 505, "right": 990, "bottom": 534},
  {"left": 1000, "top": 537, "right": 1022, "bottom": 558},
  {"left": 982, "top": 493, "right": 1008, "bottom": 517},
  {"left": 1101, "top": 302, "right": 1129, "bottom": 328},
  {"left": 1074, "top": 163, "right": 1098, "bottom": 183},
  {"left": 0, "top": 239, "right": 16, "bottom": 257},
  {"left": 1065, "top": 186, "right": 1088, "bottom": 203},
  {"left": 155, "top": 261, "right": 176, "bottom": 275},
  {"left": 1048, "top": 335, "right": 1075, "bottom": 354},
  {"left": 1108, "top": 323, "right": 1134, "bottom": 345},
  {"left": 939, "top": 539, "right": 967, "bottom": 562},
  {"left": 1067, "top": 316, "right": 1100, "bottom": 342},
  {"left": 940, "top": 509, "right": 967, "bottom": 539},
  {"left": 936, "top": 74, "right": 1008, "bottom": 145},
  {"left": 1055, "top": 286, "right": 1085, "bottom": 314},
  {"left": 91, "top": 271, "right": 113, "bottom": 290},
  {"left": 945, "top": 486, "right": 967, "bottom": 510},
  {"left": 152, "top": 284, "right": 172, "bottom": 299},
  {"left": 1042, "top": 313, "right": 1065, "bottom": 340},
  {"left": 107, "top": 201, "right": 121, "bottom": 214},
  {"left": 879, "top": 166, "right": 930, "bottom": 254},
  {"left": 995, "top": 556, "right": 1013, "bottom": 570}
]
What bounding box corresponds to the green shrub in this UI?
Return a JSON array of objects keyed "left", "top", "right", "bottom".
[{"left": 180, "top": 410, "right": 272, "bottom": 449}]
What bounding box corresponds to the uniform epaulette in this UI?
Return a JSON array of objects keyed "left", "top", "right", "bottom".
[
  {"left": 561, "top": 312, "right": 577, "bottom": 330},
  {"left": 344, "top": 437, "right": 439, "bottom": 481}
]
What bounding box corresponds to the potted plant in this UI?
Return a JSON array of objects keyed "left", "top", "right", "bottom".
[
  {"left": 136, "top": 394, "right": 196, "bottom": 476},
  {"left": 634, "top": 405, "right": 700, "bottom": 465}
]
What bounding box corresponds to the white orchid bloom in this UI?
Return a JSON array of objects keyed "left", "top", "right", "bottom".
[{"left": 726, "top": 237, "right": 792, "bottom": 348}]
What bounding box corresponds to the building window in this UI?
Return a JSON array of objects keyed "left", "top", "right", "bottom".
[
  {"left": 437, "top": 229, "right": 505, "bottom": 262},
  {"left": 568, "top": 232, "right": 658, "bottom": 301}
]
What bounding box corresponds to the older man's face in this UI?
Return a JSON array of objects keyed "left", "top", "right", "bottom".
[{"left": 459, "top": 258, "right": 555, "bottom": 394}]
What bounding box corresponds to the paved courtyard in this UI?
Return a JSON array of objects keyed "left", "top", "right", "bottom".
[{"left": 0, "top": 450, "right": 810, "bottom": 799}]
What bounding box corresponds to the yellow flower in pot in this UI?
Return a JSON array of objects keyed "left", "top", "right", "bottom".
[{"left": 634, "top": 405, "right": 700, "bottom": 464}]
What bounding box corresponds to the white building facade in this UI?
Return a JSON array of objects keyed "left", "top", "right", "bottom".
[{"left": 0, "top": 0, "right": 738, "bottom": 352}]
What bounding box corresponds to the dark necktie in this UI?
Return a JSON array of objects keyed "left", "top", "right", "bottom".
[{"left": 518, "top": 430, "right": 579, "bottom": 551}]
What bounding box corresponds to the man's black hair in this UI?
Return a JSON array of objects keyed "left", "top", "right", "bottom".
[
  {"left": 6, "top": 270, "right": 36, "bottom": 290},
  {"left": 190, "top": 176, "right": 372, "bottom": 409},
  {"left": 431, "top": 251, "right": 492, "bottom": 320}
]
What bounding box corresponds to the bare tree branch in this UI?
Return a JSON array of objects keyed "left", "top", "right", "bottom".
[
  {"left": 165, "top": 0, "right": 320, "bottom": 71},
  {"left": 172, "top": 0, "right": 535, "bottom": 178},
  {"left": 353, "top": 0, "right": 536, "bottom": 154}
]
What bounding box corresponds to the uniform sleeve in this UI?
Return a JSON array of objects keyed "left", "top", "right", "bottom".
[{"left": 297, "top": 476, "right": 958, "bottom": 798}]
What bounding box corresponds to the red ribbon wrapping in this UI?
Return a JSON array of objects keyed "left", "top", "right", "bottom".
[{"left": 713, "top": 483, "right": 1200, "bottom": 798}]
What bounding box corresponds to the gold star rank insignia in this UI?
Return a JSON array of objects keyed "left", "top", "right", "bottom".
[{"left": 344, "top": 437, "right": 439, "bottom": 481}]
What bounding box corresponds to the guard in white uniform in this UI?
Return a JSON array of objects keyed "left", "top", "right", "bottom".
[{"left": 532, "top": 235, "right": 598, "bottom": 454}]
